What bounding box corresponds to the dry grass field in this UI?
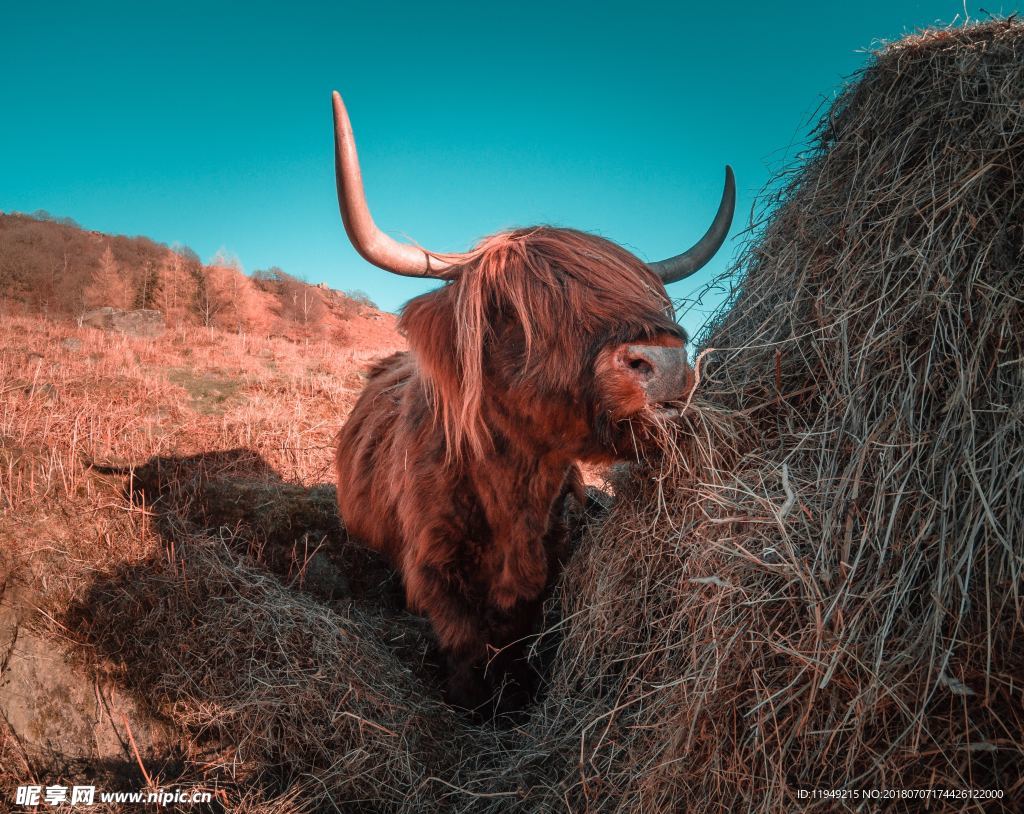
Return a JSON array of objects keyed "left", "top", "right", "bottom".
[
  {"left": 0, "top": 310, "right": 421, "bottom": 810},
  {"left": 2, "top": 18, "right": 1023, "bottom": 814}
]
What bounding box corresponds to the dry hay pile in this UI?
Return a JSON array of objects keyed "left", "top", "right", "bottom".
[
  {"left": 76, "top": 540, "right": 468, "bottom": 812},
  {"left": 53, "top": 18, "right": 1022, "bottom": 814}
]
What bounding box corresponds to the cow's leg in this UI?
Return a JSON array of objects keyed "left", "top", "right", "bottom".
[
  {"left": 482, "top": 506, "right": 575, "bottom": 712},
  {"left": 479, "top": 496, "right": 573, "bottom": 709},
  {"left": 483, "top": 597, "right": 545, "bottom": 712},
  {"left": 403, "top": 559, "right": 493, "bottom": 711},
  {"left": 443, "top": 646, "right": 490, "bottom": 713},
  {"left": 406, "top": 560, "right": 546, "bottom": 714}
]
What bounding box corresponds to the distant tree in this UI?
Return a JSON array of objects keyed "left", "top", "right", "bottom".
[
  {"left": 135, "top": 260, "right": 160, "bottom": 309},
  {"left": 30, "top": 209, "right": 80, "bottom": 228},
  {"left": 156, "top": 246, "right": 199, "bottom": 323},
  {"left": 0, "top": 216, "right": 73, "bottom": 311},
  {"left": 252, "top": 266, "right": 331, "bottom": 337},
  {"left": 193, "top": 264, "right": 232, "bottom": 327},
  {"left": 221, "top": 265, "right": 264, "bottom": 333},
  {"left": 279, "top": 274, "right": 328, "bottom": 334},
  {"left": 334, "top": 288, "right": 379, "bottom": 321},
  {"left": 252, "top": 266, "right": 287, "bottom": 291},
  {"left": 84, "top": 245, "right": 133, "bottom": 309},
  {"left": 179, "top": 246, "right": 201, "bottom": 266},
  {"left": 345, "top": 289, "right": 377, "bottom": 309},
  {"left": 194, "top": 251, "right": 264, "bottom": 332},
  {"left": 42, "top": 248, "right": 71, "bottom": 313}
]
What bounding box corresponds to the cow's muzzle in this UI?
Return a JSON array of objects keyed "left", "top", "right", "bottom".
[{"left": 619, "top": 344, "right": 695, "bottom": 407}]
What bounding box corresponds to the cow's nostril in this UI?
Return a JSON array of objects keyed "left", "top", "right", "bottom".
[{"left": 627, "top": 357, "right": 654, "bottom": 376}]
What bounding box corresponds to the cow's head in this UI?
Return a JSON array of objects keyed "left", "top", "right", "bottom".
[{"left": 331, "top": 92, "right": 734, "bottom": 461}]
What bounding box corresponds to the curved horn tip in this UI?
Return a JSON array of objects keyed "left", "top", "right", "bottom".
[
  {"left": 331, "top": 91, "right": 348, "bottom": 119},
  {"left": 647, "top": 165, "right": 736, "bottom": 286},
  {"left": 331, "top": 88, "right": 456, "bottom": 279}
]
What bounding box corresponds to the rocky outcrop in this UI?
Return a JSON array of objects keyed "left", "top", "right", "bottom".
[
  {"left": 80, "top": 308, "right": 165, "bottom": 338},
  {"left": 0, "top": 579, "right": 177, "bottom": 773}
]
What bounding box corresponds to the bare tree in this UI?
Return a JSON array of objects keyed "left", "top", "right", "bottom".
[
  {"left": 84, "top": 245, "right": 133, "bottom": 309},
  {"left": 193, "top": 252, "right": 264, "bottom": 332},
  {"left": 135, "top": 260, "right": 161, "bottom": 309},
  {"left": 193, "top": 264, "right": 232, "bottom": 327},
  {"left": 157, "top": 245, "right": 200, "bottom": 323},
  {"left": 279, "top": 275, "right": 328, "bottom": 334}
]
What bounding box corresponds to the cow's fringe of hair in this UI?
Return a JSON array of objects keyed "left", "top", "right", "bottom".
[{"left": 401, "top": 227, "right": 675, "bottom": 461}]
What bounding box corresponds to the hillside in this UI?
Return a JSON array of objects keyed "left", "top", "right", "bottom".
[
  {"left": 0, "top": 213, "right": 412, "bottom": 808},
  {"left": 0, "top": 210, "right": 403, "bottom": 349}
]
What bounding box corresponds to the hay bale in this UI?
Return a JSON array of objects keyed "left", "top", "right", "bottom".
[
  {"left": 473, "top": 20, "right": 1023, "bottom": 812},
  {"left": 70, "top": 539, "right": 482, "bottom": 812}
]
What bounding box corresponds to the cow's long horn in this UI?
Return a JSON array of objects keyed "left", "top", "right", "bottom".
[
  {"left": 648, "top": 166, "right": 736, "bottom": 284},
  {"left": 333, "top": 91, "right": 458, "bottom": 278}
]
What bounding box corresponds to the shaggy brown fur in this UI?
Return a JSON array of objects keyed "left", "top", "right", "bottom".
[{"left": 336, "top": 226, "right": 692, "bottom": 710}]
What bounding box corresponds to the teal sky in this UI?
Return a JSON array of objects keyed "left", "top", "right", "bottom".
[{"left": 2, "top": 1, "right": 1017, "bottom": 337}]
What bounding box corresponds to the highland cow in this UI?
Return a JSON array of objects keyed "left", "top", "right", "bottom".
[{"left": 331, "top": 91, "right": 734, "bottom": 711}]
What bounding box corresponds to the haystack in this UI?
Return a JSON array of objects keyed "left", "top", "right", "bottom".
[{"left": 47, "top": 18, "right": 1022, "bottom": 814}]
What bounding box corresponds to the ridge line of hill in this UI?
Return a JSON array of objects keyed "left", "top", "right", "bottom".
[{"left": 0, "top": 209, "right": 401, "bottom": 348}]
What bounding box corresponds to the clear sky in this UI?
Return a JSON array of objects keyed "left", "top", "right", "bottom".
[{"left": 2, "top": 1, "right": 1018, "bottom": 338}]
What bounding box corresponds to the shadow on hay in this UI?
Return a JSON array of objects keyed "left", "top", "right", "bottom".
[
  {"left": 80, "top": 451, "right": 607, "bottom": 700},
  {"left": 64, "top": 450, "right": 453, "bottom": 808},
  {"left": 85, "top": 447, "right": 441, "bottom": 679},
  {"left": 114, "top": 448, "right": 404, "bottom": 606}
]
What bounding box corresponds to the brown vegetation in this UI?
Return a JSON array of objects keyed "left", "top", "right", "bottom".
[
  {"left": 0, "top": 211, "right": 385, "bottom": 345},
  {"left": 1, "top": 19, "right": 1021, "bottom": 814},
  {"left": 0, "top": 312, "right": 407, "bottom": 810}
]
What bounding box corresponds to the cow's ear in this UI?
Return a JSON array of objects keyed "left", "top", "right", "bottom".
[
  {"left": 399, "top": 282, "right": 493, "bottom": 458},
  {"left": 399, "top": 286, "right": 461, "bottom": 396}
]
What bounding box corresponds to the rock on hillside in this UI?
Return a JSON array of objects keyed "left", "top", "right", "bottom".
[{"left": 81, "top": 307, "right": 166, "bottom": 338}]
